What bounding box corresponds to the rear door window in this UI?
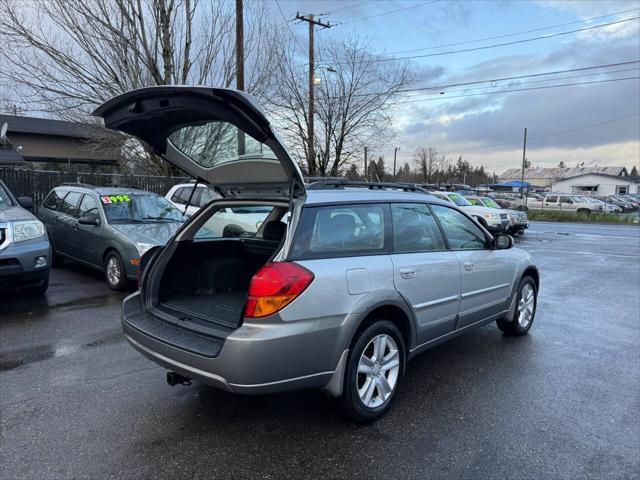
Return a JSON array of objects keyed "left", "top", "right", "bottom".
[
  {"left": 290, "top": 204, "right": 389, "bottom": 260},
  {"left": 58, "top": 191, "right": 82, "bottom": 217},
  {"left": 194, "top": 204, "right": 275, "bottom": 239},
  {"left": 43, "top": 190, "right": 67, "bottom": 210},
  {"left": 391, "top": 203, "right": 446, "bottom": 253}
]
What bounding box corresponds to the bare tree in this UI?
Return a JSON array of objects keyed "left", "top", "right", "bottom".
[
  {"left": 0, "top": 0, "right": 280, "bottom": 173},
  {"left": 413, "top": 147, "right": 439, "bottom": 183},
  {"left": 269, "top": 36, "right": 411, "bottom": 176}
]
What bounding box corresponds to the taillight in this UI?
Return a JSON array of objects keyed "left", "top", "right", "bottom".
[{"left": 244, "top": 262, "right": 314, "bottom": 318}]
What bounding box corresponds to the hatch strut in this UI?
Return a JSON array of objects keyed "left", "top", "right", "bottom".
[{"left": 183, "top": 179, "right": 200, "bottom": 217}]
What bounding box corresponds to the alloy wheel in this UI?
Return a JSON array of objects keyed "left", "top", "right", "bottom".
[
  {"left": 106, "top": 256, "right": 121, "bottom": 286},
  {"left": 357, "top": 334, "right": 400, "bottom": 409},
  {"left": 517, "top": 283, "right": 535, "bottom": 328}
]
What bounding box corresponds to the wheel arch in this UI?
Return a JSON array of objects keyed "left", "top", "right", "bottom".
[{"left": 350, "top": 298, "right": 418, "bottom": 354}]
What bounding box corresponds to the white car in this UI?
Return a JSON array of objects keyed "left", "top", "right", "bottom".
[
  {"left": 429, "top": 191, "right": 510, "bottom": 233},
  {"left": 166, "top": 183, "right": 271, "bottom": 237}
]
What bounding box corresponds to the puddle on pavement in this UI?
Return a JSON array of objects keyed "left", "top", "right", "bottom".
[{"left": 0, "top": 329, "right": 124, "bottom": 372}]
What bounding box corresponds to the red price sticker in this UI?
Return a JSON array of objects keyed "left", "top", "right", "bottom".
[{"left": 101, "top": 196, "right": 112, "bottom": 204}]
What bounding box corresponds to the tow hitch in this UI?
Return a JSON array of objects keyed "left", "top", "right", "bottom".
[{"left": 166, "top": 371, "right": 192, "bottom": 387}]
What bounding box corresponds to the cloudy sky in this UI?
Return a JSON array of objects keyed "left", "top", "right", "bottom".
[{"left": 274, "top": 0, "right": 640, "bottom": 175}]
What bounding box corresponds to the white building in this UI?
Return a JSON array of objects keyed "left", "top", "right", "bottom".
[{"left": 551, "top": 173, "right": 640, "bottom": 196}]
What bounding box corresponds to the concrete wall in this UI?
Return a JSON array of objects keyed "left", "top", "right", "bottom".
[{"left": 552, "top": 174, "right": 639, "bottom": 196}]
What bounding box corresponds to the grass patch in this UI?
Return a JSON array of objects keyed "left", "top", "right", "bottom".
[{"left": 527, "top": 210, "right": 639, "bottom": 224}]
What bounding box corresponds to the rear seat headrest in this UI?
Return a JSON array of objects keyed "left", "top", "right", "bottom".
[{"left": 263, "top": 221, "right": 286, "bottom": 242}]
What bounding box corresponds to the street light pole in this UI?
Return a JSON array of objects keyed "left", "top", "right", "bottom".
[{"left": 521, "top": 127, "right": 527, "bottom": 199}]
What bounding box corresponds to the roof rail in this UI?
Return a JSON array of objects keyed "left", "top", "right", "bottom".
[
  {"left": 60, "top": 182, "right": 95, "bottom": 188},
  {"left": 306, "top": 178, "right": 430, "bottom": 194}
]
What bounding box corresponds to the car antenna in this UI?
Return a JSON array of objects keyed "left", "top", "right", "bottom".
[{"left": 183, "top": 179, "right": 200, "bottom": 217}]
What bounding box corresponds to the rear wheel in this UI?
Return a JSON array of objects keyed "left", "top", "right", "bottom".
[
  {"left": 104, "top": 251, "right": 129, "bottom": 291},
  {"left": 497, "top": 276, "right": 537, "bottom": 336},
  {"left": 337, "top": 320, "right": 405, "bottom": 423}
]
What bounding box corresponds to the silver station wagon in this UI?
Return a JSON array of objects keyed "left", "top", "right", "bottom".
[{"left": 94, "top": 86, "right": 540, "bottom": 422}]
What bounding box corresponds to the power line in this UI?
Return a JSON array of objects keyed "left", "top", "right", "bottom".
[
  {"left": 438, "top": 113, "right": 640, "bottom": 157},
  {"left": 331, "top": 60, "right": 639, "bottom": 99},
  {"left": 390, "top": 76, "right": 640, "bottom": 105},
  {"left": 337, "top": 0, "right": 439, "bottom": 25},
  {"left": 398, "top": 66, "right": 639, "bottom": 100},
  {"left": 325, "top": 1, "right": 371, "bottom": 16},
  {"left": 372, "top": 7, "right": 640, "bottom": 57},
  {"left": 331, "top": 16, "right": 640, "bottom": 64},
  {"left": 275, "top": 0, "right": 306, "bottom": 55}
]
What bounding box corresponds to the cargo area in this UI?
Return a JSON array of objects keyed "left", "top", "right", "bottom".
[{"left": 157, "top": 237, "right": 282, "bottom": 328}]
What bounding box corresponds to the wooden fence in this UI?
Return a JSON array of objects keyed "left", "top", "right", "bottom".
[{"left": 0, "top": 167, "right": 188, "bottom": 210}]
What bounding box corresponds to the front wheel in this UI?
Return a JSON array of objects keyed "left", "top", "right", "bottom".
[
  {"left": 337, "top": 320, "right": 405, "bottom": 423},
  {"left": 497, "top": 276, "right": 537, "bottom": 336},
  {"left": 104, "top": 251, "right": 129, "bottom": 291}
]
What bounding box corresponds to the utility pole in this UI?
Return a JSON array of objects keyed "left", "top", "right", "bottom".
[
  {"left": 295, "top": 13, "right": 331, "bottom": 175},
  {"left": 364, "top": 147, "right": 368, "bottom": 182},
  {"left": 520, "top": 127, "right": 527, "bottom": 199},
  {"left": 393, "top": 147, "right": 400, "bottom": 181},
  {"left": 235, "top": 0, "right": 245, "bottom": 156}
]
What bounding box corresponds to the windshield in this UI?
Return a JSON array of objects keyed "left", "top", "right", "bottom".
[
  {"left": 448, "top": 193, "right": 471, "bottom": 207},
  {"left": 0, "top": 183, "right": 14, "bottom": 207},
  {"left": 481, "top": 197, "right": 500, "bottom": 209},
  {"left": 571, "top": 196, "right": 588, "bottom": 203},
  {"left": 101, "top": 193, "right": 183, "bottom": 224}
]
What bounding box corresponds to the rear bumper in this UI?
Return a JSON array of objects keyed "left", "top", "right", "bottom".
[
  {"left": 121, "top": 292, "right": 343, "bottom": 394},
  {"left": 0, "top": 238, "right": 50, "bottom": 292}
]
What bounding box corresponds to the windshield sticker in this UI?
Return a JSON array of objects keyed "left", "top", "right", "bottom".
[{"left": 101, "top": 195, "right": 130, "bottom": 204}]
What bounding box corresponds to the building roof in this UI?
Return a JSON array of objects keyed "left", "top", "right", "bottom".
[
  {"left": 0, "top": 114, "right": 100, "bottom": 139},
  {"left": 552, "top": 172, "right": 640, "bottom": 183},
  {"left": 499, "top": 166, "right": 627, "bottom": 180}
]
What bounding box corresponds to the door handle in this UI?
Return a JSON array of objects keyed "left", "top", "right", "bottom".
[
  {"left": 464, "top": 262, "right": 475, "bottom": 271},
  {"left": 399, "top": 268, "right": 415, "bottom": 279}
]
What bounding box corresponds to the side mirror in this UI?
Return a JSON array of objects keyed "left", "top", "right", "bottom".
[
  {"left": 18, "top": 196, "right": 34, "bottom": 211},
  {"left": 78, "top": 216, "right": 100, "bottom": 226},
  {"left": 493, "top": 234, "right": 513, "bottom": 250}
]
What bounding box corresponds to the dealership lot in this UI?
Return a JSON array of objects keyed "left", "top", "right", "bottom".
[{"left": 1, "top": 222, "right": 639, "bottom": 479}]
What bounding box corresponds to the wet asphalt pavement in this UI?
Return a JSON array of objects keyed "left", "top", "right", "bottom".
[{"left": 1, "top": 222, "right": 639, "bottom": 479}]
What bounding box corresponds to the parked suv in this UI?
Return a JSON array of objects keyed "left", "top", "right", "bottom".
[
  {"left": 428, "top": 191, "right": 511, "bottom": 233},
  {"left": 466, "top": 195, "right": 529, "bottom": 235},
  {"left": 94, "top": 86, "right": 540, "bottom": 422},
  {"left": 0, "top": 178, "right": 50, "bottom": 295},
  {"left": 39, "top": 184, "right": 184, "bottom": 290}
]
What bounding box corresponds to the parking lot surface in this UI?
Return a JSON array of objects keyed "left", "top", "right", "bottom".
[{"left": 1, "top": 222, "right": 639, "bottom": 479}]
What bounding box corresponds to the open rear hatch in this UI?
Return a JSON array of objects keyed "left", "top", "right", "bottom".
[
  {"left": 93, "top": 86, "right": 305, "bottom": 198},
  {"left": 94, "top": 87, "right": 300, "bottom": 332}
]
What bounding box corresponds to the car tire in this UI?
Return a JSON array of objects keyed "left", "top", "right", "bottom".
[
  {"left": 497, "top": 276, "right": 537, "bottom": 336},
  {"left": 51, "top": 250, "right": 64, "bottom": 267},
  {"left": 577, "top": 208, "right": 591, "bottom": 216},
  {"left": 104, "top": 251, "right": 129, "bottom": 291},
  {"left": 337, "top": 319, "right": 405, "bottom": 423}
]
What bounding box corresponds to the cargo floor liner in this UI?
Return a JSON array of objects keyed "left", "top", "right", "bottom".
[{"left": 160, "top": 291, "right": 246, "bottom": 328}]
